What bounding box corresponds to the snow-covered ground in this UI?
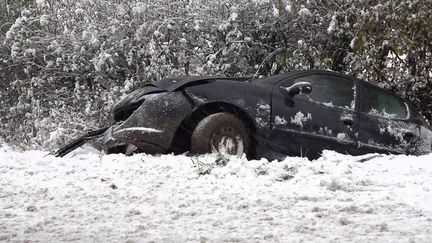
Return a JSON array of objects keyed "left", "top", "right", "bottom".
[{"left": 1, "top": 145, "right": 431, "bottom": 242}]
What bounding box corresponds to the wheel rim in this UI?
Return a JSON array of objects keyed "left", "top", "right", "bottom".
[{"left": 210, "top": 125, "right": 244, "bottom": 157}]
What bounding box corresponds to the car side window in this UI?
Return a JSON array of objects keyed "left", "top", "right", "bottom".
[
  {"left": 292, "top": 74, "right": 356, "bottom": 110},
  {"left": 361, "top": 86, "right": 408, "bottom": 119}
]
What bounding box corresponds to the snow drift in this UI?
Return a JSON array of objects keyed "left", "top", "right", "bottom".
[{"left": 0, "top": 146, "right": 431, "bottom": 242}]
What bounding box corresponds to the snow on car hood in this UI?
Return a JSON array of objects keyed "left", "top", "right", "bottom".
[{"left": 1, "top": 145, "right": 432, "bottom": 242}]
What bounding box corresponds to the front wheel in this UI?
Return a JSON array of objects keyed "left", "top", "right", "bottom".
[{"left": 191, "top": 112, "right": 251, "bottom": 157}]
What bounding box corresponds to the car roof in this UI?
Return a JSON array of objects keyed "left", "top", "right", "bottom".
[
  {"left": 156, "top": 71, "right": 405, "bottom": 102},
  {"left": 251, "top": 70, "right": 349, "bottom": 86}
]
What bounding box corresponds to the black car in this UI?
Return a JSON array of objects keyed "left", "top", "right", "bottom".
[{"left": 56, "top": 70, "right": 432, "bottom": 160}]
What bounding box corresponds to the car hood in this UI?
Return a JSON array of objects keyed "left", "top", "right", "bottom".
[
  {"left": 111, "top": 85, "right": 165, "bottom": 121},
  {"left": 112, "top": 76, "right": 249, "bottom": 121},
  {"left": 113, "top": 76, "right": 216, "bottom": 112},
  {"left": 154, "top": 75, "right": 249, "bottom": 91}
]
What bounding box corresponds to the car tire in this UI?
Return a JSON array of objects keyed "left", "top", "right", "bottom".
[{"left": 191, "top": 112, "right": 251, "bottom": 157}]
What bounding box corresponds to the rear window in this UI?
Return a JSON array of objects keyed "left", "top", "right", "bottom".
[{"left": 362, "top": 86, "right": 408, "bottom": 119}]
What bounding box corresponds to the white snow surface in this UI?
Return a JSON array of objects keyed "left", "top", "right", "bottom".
[{"left": 1, "top": 146, "right": 432, "bottom": 242}]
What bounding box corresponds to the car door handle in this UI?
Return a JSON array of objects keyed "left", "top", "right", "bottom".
[{"left": 341, "top": 117, "right": 354, "bottom": 126}]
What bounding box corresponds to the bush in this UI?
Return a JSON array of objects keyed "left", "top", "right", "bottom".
[{"left": 0, "top": 0, "right": 431, "bottom": 150}]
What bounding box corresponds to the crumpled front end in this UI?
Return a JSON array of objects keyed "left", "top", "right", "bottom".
[{"left": 103, "top": 92, "right": 194, "bottom": 154}]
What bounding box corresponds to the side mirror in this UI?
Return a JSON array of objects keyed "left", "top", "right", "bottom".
[{"left": 280, "top": 82, "right": 312, "bottom": 97}]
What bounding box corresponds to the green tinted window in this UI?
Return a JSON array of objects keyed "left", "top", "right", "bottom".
[{"left": 362, "top": 86, "right": 408, "bottom": 119}]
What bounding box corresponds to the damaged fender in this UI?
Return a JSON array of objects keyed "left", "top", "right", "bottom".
[{"left": 104, "top": 92, "right": 194, "bottom": 154}]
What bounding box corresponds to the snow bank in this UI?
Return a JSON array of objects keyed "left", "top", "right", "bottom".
[{"left": 0, "top": 146, "right": 431, "bottom": 242}]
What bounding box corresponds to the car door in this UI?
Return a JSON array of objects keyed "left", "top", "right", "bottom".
[
  {"left": 357, "top": 83, "right": 420, "bottom": 154},
  {"left": 267, "top": 73, "right": 360, "bottom": 158}
]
